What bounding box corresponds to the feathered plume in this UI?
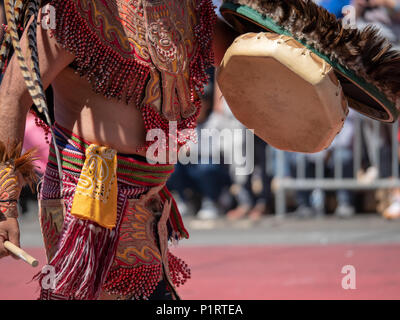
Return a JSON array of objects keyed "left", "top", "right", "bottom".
[{"left": 0, "top": 141, "right": 38, "bottom": 191}]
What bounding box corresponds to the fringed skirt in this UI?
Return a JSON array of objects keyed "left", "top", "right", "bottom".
[{"left": 37, "top": 123, "right": 190, "bottom": 300}]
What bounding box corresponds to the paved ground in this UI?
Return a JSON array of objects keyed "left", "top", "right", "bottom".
[
  {"left": 16, "top": 200, "right": 400, "bottom": 247},
  {"left": 1, "top": 200, "right": 400, "bottom": 300}
]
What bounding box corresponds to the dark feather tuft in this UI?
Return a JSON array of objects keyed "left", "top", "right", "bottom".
[{"left": 0, "top": 140, "right": 38, "bottom": 191}]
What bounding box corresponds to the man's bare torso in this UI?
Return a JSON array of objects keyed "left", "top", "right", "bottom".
[
  {"left": 52, "top": 66, "right": 147, "bottom": 156},
  {"left": 0, "top": 5, "right": 234, "bottom": 160}
]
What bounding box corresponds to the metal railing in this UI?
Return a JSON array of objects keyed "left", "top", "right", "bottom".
[{"left": 271, "top": 116, "right": 400, "bottom": 216}]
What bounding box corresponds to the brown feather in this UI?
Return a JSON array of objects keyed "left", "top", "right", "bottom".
[{"left": 0, "top": 140, "right": 38, "bottom": 191}]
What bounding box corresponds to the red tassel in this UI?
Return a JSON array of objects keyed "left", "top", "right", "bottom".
[
  {"left": 102, "top": 252, "right": 191, "bottom": 298},
  {"left": 36, "top": 217, "right": 118, "bottom": 300},
  {"left": 138, "top": 102, "right": 200, "bottom": 154},
  {"left": 168, "top": 251, "right": 191, "bottom": 287},
  {"left": 30, "top": 109, "right": 51, "bottom": 144},
  {"left": 102, "top": 265, "right": 162, "bottom": 299}
]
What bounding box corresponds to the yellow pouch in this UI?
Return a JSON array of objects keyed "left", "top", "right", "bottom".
[{"left": 70, "top": 144, "right": 118, "bottom": 229}]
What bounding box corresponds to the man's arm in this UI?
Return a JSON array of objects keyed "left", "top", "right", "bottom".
[
  {"left": 0, "top": 12, "right": 74, "bottom": 259},
  {"left": 0, "top": 18, "right": 74, "bottom": 142},
  {"left": 212, "top": 17, "right": 239, "bottom": 67}
]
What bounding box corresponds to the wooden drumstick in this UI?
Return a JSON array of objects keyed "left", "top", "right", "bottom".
[{"left": 4, "top": 241, "right": 39, "bottom": 267}]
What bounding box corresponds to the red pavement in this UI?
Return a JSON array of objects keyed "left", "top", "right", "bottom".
[{"left": 0, "top": 244, "right": 399, "bottom": 300}]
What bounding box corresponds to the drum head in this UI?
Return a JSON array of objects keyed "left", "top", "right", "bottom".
[
  {"left": 217, "top": 33, "right": 347, "bottom": 153},
  {"left": 220, "top": 3, "right": 399, "bottom": 123}
]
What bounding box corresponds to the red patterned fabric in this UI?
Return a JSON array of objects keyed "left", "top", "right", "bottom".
[
  {"left": 46, "top": 0, "right": 217, "bottom": 151},
  {"left": 36, "top": 125, "right": 190, "bottom": 300}
]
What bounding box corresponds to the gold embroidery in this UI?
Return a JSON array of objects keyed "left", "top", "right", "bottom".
[
  {"left": 143, "top": 0, "right": 198, "bottom": 120},
  {"left": 116, "top": 200, "right": 162, "bottom": 265}
]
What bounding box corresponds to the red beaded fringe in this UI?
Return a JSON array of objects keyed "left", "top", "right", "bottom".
[
  {"left": 168, "top": 251, "right": 191, "bottom": 287},
  {"left": 190, "top": 0, "right": 217, "bottom": 97},
  {"left": 102, "top": 264, "right": 162, "bottom": 299},
  {"left": 30, "top": 109, "right": 51, "bottom": 144},
  {"left": 139, "top": 101, "right": 201, "bottom": 154},
  {"left": 102, "top": 252, "right": 191, "bottom": 298},
  {"left": 48, "top": 0, "right": 216, "bottom": 104},
  {"left": 35, "top": 217, "right": 118, "bottom": 300},
  {"left": 49, "top": 0, "right": 150, "bottom": 106}
]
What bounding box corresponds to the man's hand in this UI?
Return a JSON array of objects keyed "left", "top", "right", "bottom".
[{"left": 0, "top": 218, "right": 20, "bottom": 259}]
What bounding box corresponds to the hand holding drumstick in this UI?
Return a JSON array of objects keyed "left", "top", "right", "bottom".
[
  {"left": 0, "top": 217, "right": 39, "bottom": 267},
  {"left": 4, "top": 241, "right": 39, "bottom": 267}
]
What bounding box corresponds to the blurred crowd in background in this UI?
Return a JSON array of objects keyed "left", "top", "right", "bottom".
[
  {"left": 168, "top": 0, "right": 400, "bottom": 221},
  {"left": 1, "top": 0, "right": 400, "bottom": 221}
]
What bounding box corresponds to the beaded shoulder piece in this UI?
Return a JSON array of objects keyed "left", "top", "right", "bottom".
[{"left": 50, "top": 0, "right": 216, "bottom": 148}]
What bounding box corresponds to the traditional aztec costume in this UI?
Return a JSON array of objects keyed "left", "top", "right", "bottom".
[
  {"left": 0, "top": 0, "right": 216, "bottom": 300},
  {"left": 1, "top": 0, "right": 400, "bottom": 300}
]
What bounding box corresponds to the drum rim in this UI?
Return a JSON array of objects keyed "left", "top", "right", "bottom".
[
  {"left": 220, "top": 2, "right": 398, "bottom": 123},
  {"left": 217, "top": 54, "right": 347, "bottom": 153}
]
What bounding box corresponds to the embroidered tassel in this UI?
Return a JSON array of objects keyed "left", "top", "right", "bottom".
[{"left": 102, "top": 265, "right": 162, "bottom": 299}]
